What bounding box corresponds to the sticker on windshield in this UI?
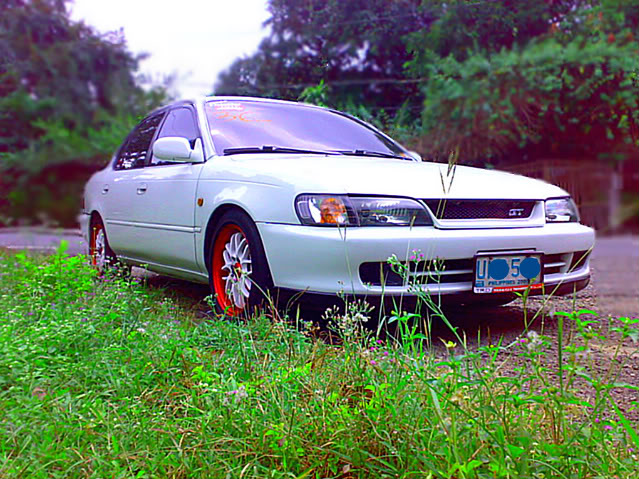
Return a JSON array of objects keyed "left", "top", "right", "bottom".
[
  {"left": 211, "top": 110, "right": 271, "bottom": 123},
  {"left": 213, "top": 102, "right": 245, "bottom": 111}
]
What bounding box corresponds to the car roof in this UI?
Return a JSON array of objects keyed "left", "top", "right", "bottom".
[{"left": 155, "top": 96, "right": 324, "bottom": 112}]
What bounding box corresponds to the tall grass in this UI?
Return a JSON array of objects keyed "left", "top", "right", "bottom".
[{"left": 0, "top": 248, "right": 637, "bottom": 478}]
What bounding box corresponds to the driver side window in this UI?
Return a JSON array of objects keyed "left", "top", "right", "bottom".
[
  {"left": 114, "top": 112, "right": 164, "bottom": 170},
  {"left": 150, "top": 106, "right": 200, "bottom": 166}
]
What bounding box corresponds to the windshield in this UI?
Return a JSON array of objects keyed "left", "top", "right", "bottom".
[{"left": 204, "top": 100, "right": 409, "bottom": 158}]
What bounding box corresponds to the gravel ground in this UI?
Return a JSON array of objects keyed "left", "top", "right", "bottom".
[{"left": 433, "top": 236, "right": 639, "bottom": 421}]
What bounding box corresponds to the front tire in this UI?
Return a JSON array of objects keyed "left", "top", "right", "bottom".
[{"left": 208, "top": 211, "right": 273, "bottom": 316}]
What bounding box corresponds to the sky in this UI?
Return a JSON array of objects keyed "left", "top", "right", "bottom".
[{"left": 70, "top": 0, "right": 271, "bottom": 98}]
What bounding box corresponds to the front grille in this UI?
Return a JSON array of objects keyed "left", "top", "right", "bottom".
[
  {"left": 360, "top": 259, "right": 474, "bottom": 287},
  {"left": 424, "top": 200, "right": 536, "bottom": 220}
]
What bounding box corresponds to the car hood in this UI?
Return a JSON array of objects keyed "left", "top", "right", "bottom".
[{"left": 225, "top": 154, "right": 568, "bottom": 200}]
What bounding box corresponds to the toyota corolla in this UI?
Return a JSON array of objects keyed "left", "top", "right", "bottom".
[{"left": 81, "top": 97, "right": 595, "bottom": 315}]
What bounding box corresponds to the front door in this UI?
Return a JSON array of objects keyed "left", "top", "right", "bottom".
[
  {"left": 103, "top": 111, "right": 165, "bottom": 260},
  {"left": 129, "top": 106, "right": 203, "bottom": 273}
]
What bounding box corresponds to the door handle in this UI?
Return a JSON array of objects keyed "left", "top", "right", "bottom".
[
  {"left": 136, "top": 183, "right": 147, "bottom": 195},
  {"left": 101, "top": 184, "right": 109, "bottom": 194}
]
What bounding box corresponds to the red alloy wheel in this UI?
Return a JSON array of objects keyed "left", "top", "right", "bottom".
[
  {"left": 211, "top": 223, "right": 253, "bottom": 316},
  {"left": 89, "top": 221, "right": 106, "bottom": 269}
]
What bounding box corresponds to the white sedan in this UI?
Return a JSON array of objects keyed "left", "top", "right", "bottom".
[{"left": 81, "top": 97, "right": 595, "bottom": 315}]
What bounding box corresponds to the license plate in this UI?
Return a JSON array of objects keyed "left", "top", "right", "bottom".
[{"left": 473, "top": 253, "right": 543, "bottom": 294}]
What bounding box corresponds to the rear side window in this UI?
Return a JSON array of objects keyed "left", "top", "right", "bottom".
[
  {"left": 150, "top": 107, "right": 200, "bottom": 166},
  {"left": 114, "top": 112, "right": 164, "bottom": 170}
]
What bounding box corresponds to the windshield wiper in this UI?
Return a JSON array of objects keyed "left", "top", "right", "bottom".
[
  {"left": 334, "top": 149, "right": 410, "bottom": 160},
  {"left": 223, "top": 146, "right": 341, "bottom": 156}
]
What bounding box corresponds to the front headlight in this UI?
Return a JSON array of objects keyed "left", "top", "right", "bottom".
[
  {"left": 295, "top": 194, "right": 433, "bottom": 226},
  {"left": 349, "top": 197, "right": 433, "bottom": 226},
  {"left": 545, "top": 197, "right": 580, "bottom": 223}
]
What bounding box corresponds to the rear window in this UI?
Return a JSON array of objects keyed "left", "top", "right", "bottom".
[{"left": 204, "top": 100, "right": 406, "bottom": 157}]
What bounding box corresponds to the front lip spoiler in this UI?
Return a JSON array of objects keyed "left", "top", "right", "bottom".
[{"left": 272, "top": 277, "right": 590, "bottom": 309}]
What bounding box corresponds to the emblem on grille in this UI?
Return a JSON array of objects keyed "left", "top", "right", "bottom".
[{"left": 508, "top": 208, "right": 525, "bottom": 217}]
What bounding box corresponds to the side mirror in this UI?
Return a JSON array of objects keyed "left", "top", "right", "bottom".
[
  {"left": 153, "top": 137, "right": 204, "bottom": 163},
  {"left": 408, "top": 150, "right": 422, "bottom": 162}
]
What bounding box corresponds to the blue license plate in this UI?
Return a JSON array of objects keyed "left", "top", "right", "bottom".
[{"left": 474, "top": 253, "right": 543, "bottom": 294}]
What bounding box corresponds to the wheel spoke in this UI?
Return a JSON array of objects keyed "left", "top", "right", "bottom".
[
  {"left": 233, "top": 285, "right": 245, "bottom": 308},
  {"left": 240, "top": 278, "right": 251, "bottom": 297},
  {"left": 239, "top": 243, "right": 249, "bottom": 261},
  {"left": 230, "top": 233, "right": 240, "bottom": 254}
]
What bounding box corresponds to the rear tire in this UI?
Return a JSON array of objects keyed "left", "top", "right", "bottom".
[
  {"left": 89, "top": 216, "right": 129, "bottom": 275},
  {"left": 208, "top": 210, "right": 273, "bottom": 316},
  {"left": 89, "top": 216, "right": 116, "bottom": 272}
]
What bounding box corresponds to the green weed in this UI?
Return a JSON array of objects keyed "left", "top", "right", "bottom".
[{"left": 0, "top": 249, "right": 637, "bottom": 478}]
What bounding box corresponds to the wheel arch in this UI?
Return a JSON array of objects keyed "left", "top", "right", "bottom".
[
  {"left": 88, "top": 210, "right": 104, "bottom": 238},
  {"left": 203, "top": 203, "right": 257, "bottom": 272},
  {"left": 89, "top": 210, "right": 102, "bottom": 225}
]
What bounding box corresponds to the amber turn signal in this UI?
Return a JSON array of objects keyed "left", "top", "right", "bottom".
[{"left": 320, "top": 197, "right": 347, "bottom": 224}]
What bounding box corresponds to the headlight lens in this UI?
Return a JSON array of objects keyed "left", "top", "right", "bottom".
[
  {"left": 545, "top": 197, "right": 579, "bottom": 222},
  {"left": 349, "top": 197, "right": 433, "bottom": 226},
  {"left": 295, "top": 194, "right": 433, "bottom": 226}
]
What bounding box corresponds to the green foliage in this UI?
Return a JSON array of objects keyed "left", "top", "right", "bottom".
[
  {"left": 219, "top": 0, "right": 639, "bottom": 166},
  {"left": 0, "top": 0, "right": 170, "bottom": 162},
  {"left": 0, "top": 0, "right": 148, "bottom": 127},
  {"left": 0, "top": 106, "right": 135, "bottom": 226},
  {"left": 405, "top": 0, "right": 567, "bottom": 65},
  {"left": 415, "top": 36, "right": 639, "bottom": 163},
  {"left": 2, "top": 111, "right": 138, "bottom": 173},
  {"left": 298, "top": 79, "right": 329, "bottom": 108},
  {"left": 406, "top": 1, "right": 639, "bottom": 163},
  {"left": 0, "top": 89, "right": 56, "bottom": 153},
  {"left": 0, "top": 251, "right": 637, "bottom": 478},
  {"left": 0, "top": 0, "right": 170, "bottom": 226}
]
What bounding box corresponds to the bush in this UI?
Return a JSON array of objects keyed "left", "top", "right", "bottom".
[{"left": 414, "top": 37, "right": 639, "bottom": 164}]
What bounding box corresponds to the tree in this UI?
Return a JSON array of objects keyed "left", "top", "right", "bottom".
[
  {"left": 408, "top": 2, "right": 639, "bottom": 164},
  {"left": 405, "top": 0, "right": 570, "bottom": 66},
  {"left": 0, "top": 0, "right": 168, "bottom": 226},
  {"left": 415, "top": 37, "right": 639, "bottom": 163},
  {"left": 0, "top": 0, "right": 165, "bottom": 159},
  {"left": 215, "top": 0, "right": 432, "bottom": 114}
]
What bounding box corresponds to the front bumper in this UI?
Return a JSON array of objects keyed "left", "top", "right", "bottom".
[
  {"left": 275, "top": 277, "right": 590, "bottom": 313},
  {"left": 257, "top": 222, "right": 595, "bottom": 296}
]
